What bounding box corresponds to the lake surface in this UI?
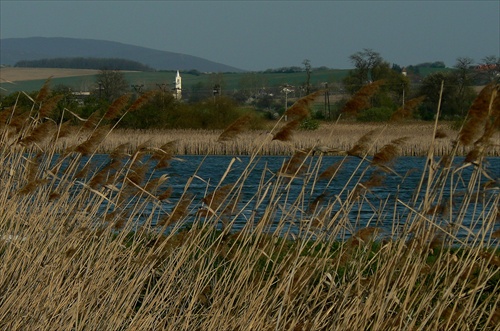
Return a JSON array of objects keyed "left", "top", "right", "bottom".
[{"left": 127, "top": 155, "right": 499, "bottom": 240}]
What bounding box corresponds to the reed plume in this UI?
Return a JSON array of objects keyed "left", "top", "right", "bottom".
[
  {"left": 38, "top": 94, "right": 63, "bottom": 119},
  {"left": 157, "top": 186, "right": 173, "bottom": 201},
  {"left": 434, "top": 128, "right": 448, "bottom": 139},
  {"left": 82, "top": 111, "right": 100, "bottom": 130},
  {"left": 202, "top": 184, "right": 234, "bottom": 211},
  {"left": 110, "top": 142, "right": 131, "bottom": 160},
  {"left": 104, "top": 94, "right": 131, "bottom": 120},
  {"left": 217, "top": 114, "right": 252, "bottom": 142},
  {"left": 53, "top": 120, "right": 73, "bottom": 140},
  {"left": 272, "top": 119, "right": 300, "bottom": 142},
  {"left": 35, "top": 77, "right": 52, "bottom": 103},
  {"left": 459, "top": 83, "right": 497, "bottom": 146},
  {"left": 127, "top": 90, "right": 156, "bottom": 112},
  {"left": 347, "top": 129, "right": 378, "bottom": 157},
  {"left": 284, "top": 89, "right": 324, "bottom": 121},
  {"left": 390, "top": 96, "right": 425, "bottom": 121},
  {"left": 372, "top": 136, "right": 409, "bottom": 166},
  {"left": 159, "top": 193, "right": 193, "bottom": 225},
  {"left": 341, "top": 80, "right": 385, "bottom": 115},
  {"left": 151, "top": 140, "right": 177, "bottom": 160},
  {"left": 279, "top": 148, "right": 311, "bottom": 176},
  {"left": 20, "top": 121, "right": 57, "bottom": 146},
  {"left": 74, "top": 125, "right": 110, "bottom": 155},
  {"left": 318, "top": 160, "right": 345, "bottom": 180}
]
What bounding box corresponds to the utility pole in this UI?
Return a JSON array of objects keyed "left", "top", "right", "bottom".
[
  {"left": 131, "top": 84, "right": 144, "bottom": 94},
  {"left": 323, "top": 82, "right": 330, "bottom": 119},
  {"left": 282, "top": 84, "right": 293, "bottom": 121},
  {"left": 156, "top": 83, "right": 169, "bottom": 93}
]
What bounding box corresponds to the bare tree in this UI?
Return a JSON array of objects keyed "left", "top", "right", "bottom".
[
  {"left": 95, "top": 69, "right": 129, "bottom": 102},
  {"left": 453, "top": 57, "right": 476, "bottom": 116}
]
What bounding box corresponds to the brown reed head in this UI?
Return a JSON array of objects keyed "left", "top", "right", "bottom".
[
  {"left": 202, "top": 184, "right": 234, "bottom": 211},
  {"left": 279, "top": 148, "right": 311, "bottom": 176},
  {"left": 217, "top": 114, "right": 252, "bottom": 142},
  {"left": 342, "top": 80, "right": 385, "bottom": 115},
  {"left": 318, "top": 159, "right": 345, "bottom": 180},
  {"left": 127, "top": 90, "right": 157, "bottom": 112},
  {"left": 74, "top": 125, "right": 110, "bottom": 155},
  {"left": 104, "top": 94, "right": 131, "bottom": 120},
  {"left": 284, "top": 89, "right": 324, "bottom": 121},
  {"left": 459, "top": 83, "right": 497, "bottom": 146},
  {"left": 35, "top": 77, "right": 52, "bottom": 103},
  {"left": 434, "top": 128, "right": 448, "bottom": 139},
  {"left": 272, "top": 119, "right": 301, "bottom": 142},
  {"left": 390, "top": 96, "right": 425, "bottom": 121},
  {"left": 38, "top": 94, "right": 63, "bottom": 119},
  {"left": 347, "top": 129, "right": 378, "bottom": 157},
  {"left": 372, "top": 136, "right": 409, "bottom": 166},
  {"left": 20, "top": 121, "right": 57, "bottom": 147}
]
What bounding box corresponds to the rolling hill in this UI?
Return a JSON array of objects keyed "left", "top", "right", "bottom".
[{"left": 0, "top": 37, "right": 244, "bottom": 73}]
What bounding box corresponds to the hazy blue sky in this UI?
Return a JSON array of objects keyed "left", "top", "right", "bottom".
[{"left": 1, "top": 1, "right": 499, "bottom": 71}]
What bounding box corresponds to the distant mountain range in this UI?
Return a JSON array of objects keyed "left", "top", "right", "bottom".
[{"left": 0, "top": 37, "right": 245, "bottom": 72}]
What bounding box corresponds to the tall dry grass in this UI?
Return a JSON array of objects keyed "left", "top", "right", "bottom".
[{"left": 0, "top": 80, "right": 499, "bottom": 330}]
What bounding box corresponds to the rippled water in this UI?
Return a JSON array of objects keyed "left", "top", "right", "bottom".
[{"left": 126, "top": 155, "right": 499, "bottom": 239}]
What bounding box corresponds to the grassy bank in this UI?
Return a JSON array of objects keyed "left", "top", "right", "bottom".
[{"left": 0, "top": 82, "right": 499, "bottom": 330}]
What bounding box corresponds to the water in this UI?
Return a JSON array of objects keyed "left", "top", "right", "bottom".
[{"left": 124, "top": 154, "right": 499, "bottom": 240}]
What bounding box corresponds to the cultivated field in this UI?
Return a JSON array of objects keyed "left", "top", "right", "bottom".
[
  {"left": 0, "top": 82, "right": 499, "bottom": 330},
  {"left": 0, "top": 67, "right": 100, "bottom": 82}
]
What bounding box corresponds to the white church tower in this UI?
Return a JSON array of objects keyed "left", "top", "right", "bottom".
[{"left": 173, "top": 70, "right": 182, "bottom": 100}]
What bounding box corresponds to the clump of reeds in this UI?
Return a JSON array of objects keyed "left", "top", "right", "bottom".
[{"left": 0, "top": 83, "right": 499, "bottom": 331}]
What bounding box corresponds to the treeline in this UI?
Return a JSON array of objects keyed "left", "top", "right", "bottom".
[{"left": 14, "top": 57, "right": 155, "bottom": 71}]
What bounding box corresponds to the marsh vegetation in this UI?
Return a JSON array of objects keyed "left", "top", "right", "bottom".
[{"left": 0, "top": 81, "right": 499, "bottom": 330}]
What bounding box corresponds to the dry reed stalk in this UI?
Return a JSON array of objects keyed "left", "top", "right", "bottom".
[
  {"left": 350, "top": 227, "right": 381, "bottom": 246},
  {"left": 341, "top": 80, "right": 385, "bottom": 115},
  {"left": 217, "top": 114, "right": 252, "bottom": 142}
]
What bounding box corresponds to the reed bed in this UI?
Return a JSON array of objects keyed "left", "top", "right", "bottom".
[
  {"left": 52, "top": 122, "right": 499, "bottom": 157},
  {"left": 0, "top": 81, "right": 499, "bottom": 330}
]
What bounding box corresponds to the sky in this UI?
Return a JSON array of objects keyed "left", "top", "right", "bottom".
[{"left": 1, "top": 0, "right": 499, "bottom": 71}]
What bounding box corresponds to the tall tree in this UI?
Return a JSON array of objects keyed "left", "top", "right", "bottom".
[
  {"left": 344, "top": 48, "right": 384, "bottom": 93},
  {"left": 95, "top": 69, "right": 129, "bottom": 102},
  {"left": 453, "top": 57, "right": 476, "bottom": 116}
]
